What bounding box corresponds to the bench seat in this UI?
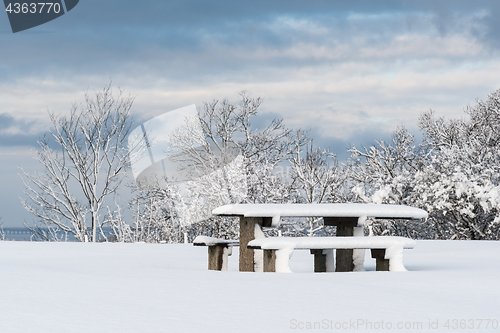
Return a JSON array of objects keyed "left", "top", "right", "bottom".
[
  {"left": 247, "top": 236, "right": 415, "bottom": 273},
  {"left": 193, "top": 236, "right": 239, "bottom": 271}
]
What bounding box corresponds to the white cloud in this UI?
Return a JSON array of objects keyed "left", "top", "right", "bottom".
[{"left": 1, "top": 5, "right": 498, "bottom": 145}]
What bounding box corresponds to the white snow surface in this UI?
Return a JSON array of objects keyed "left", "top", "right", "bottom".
[
  {"left": 212, "top": 203, "right": 428, "bottom": 226},
  {"left": 192, "top": 235, "right": 238, "bottom": 246},
  {"left": 0, "top": 240, "right": 498, "bottom": 332}
]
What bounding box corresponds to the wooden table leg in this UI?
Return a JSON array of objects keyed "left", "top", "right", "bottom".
[
  {"left": 335, "top": 225, "right": 355, "bottom": 272},
  {"left": 371, "top": 249, "right": 390, "bottom": 271},
  {"left": 324, "top": 217, "right": 358, "bottom": 272},
  {"left": 310, "top": 249, "right": 327, "bottom": 272},
  {"left": 239, "top": 216, "right": 265, "bottom": 272},
  {"left": 263, "top": 249, "right": 276, "bottom": 272}
]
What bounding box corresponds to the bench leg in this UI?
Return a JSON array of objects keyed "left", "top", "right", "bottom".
[
  {"left": 371, "top": 249, "right": 390, "bottom": 271},
  {"left": 310, "top": 249, "right": 327, "bottom": 273},
  {"left": 263, "top": 249, "right": 276, "bottom": 272},
  {"left": 208, "top": 245, "right": 226, "bottom": 271}
]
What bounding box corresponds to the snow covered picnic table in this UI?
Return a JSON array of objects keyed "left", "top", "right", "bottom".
[{"left": 209, "top": 203, "right": 428, "bottom": 272}]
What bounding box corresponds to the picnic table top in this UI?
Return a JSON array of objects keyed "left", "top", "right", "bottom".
[{"left": 212, "top": 203, "right": 428, "bottom": 226}]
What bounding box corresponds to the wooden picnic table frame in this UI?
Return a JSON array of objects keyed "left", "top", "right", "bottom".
[{"left": 212, "top": 203, "right": 428, "bottom": 272}]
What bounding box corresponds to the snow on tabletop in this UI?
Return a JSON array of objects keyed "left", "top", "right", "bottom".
[
  {"left": 192, "top": 235, "right": 238, "bottom": 246},
  {"left": 212, "top": 203, "right": 428, "bottom": 227}
]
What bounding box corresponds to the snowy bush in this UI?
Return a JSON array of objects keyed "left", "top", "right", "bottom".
[
  {"left": 348, "top": 90, "right": 500, "bottom": 240},
  {"left": 346, "top": 128, "right": 434, "bottom": 238},
  {"left": 415, "top": 90, "right": 500, "bottom": 239}
]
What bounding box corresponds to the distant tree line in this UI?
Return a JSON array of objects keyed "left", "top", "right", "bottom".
[{"left": 20, "top": 86, "right": 500, "bottom": 241}]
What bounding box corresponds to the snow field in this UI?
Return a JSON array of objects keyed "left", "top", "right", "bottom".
[{"left": 0, "top": 240, "right": 498, "bottom": 332}]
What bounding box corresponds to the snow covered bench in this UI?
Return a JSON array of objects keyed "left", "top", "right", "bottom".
[
  {"left": 193, "top": 236, "right": 239, "bottom": 271},
  {"left": 247, "top": 236, "right": 416, "bottom": 273}
]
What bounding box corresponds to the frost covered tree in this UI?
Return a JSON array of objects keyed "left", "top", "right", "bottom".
[
  {"left": 415, "top": 90, "right": 500, "bottom": 239},
  {"left": 287, "top": 138, "right": 348, "bottom": 236},
  {"left": 348, "top": 89, "right": 500, "bottom": 240},
  {"left": 132, "top": 92, "right": 304, "bottom": 241},
  {"left": 347, "top": 127, "right": 432, "bottom": 238},
  {"left": 124, "top": 89, "right": 500, "bottom": 242},
  {"left": 348, "top": 127, "right": 428, "bottom": 205},
  {"left": 171, "top": 92, "right": 298, "bottom": 200},
  {"left": 21, "top": 84, "right": 140, "bottom": 242}
]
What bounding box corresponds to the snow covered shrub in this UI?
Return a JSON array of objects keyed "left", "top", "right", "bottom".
[
  {"left": 188, "top": 216, "right": 240, "bottom": 241},
  {"left": 412, "top": 153, "right": 500, "bottom": 240},
  {"left": 347, "top": 128, "right": 434, "bottom": 238},
  {"left": 416, "top": 90, "right": 500, "bottom": 239},
  {"left": 122, "top": 181, "right": 189, "bottom": 243},
  {"left": 348, "top": 89, "right": 500, "bottom": 240}
]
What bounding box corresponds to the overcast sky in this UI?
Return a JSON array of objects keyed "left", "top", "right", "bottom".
[{"left": 1, "top": 0, "right": 500, "bottom": 227}]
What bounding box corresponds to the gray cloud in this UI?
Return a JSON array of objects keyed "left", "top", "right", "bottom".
[
  {"left": 0, "top": 133, "right": 40, "bottom": 147},
  {"left": 0, "top": 113, "right": 42, "bottom": 147},
  {"left": 0, "top": 113, "right": 15, "bottom": 130},
  {"left": 2, "top": 0, "right": 496, "bottom": 76},
  {"left": 1, "top": 0, "right": 497, "bottom": 150}
]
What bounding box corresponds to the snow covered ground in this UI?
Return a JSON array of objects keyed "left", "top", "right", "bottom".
[{"left": 0, "top": 240, "right": 498, "bottom": 332}]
